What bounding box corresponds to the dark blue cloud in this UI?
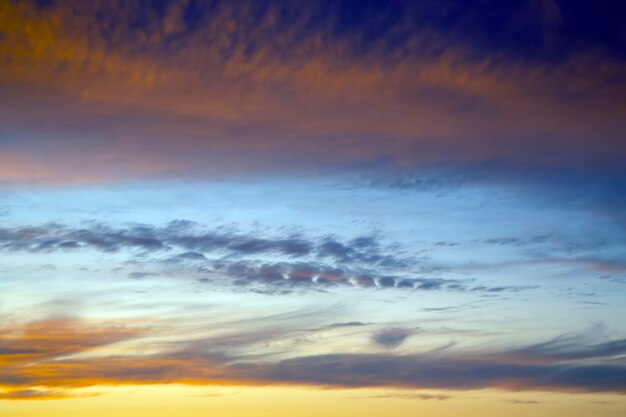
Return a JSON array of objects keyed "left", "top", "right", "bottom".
[
  {"left": 76, "top": 0, "right": 624, "bottom": 62},
  {"left": 242, "top": 354, "right": 626, "bottom": 393}
]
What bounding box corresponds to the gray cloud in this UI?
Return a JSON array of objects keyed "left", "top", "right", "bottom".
[
  {"left": 0, "top": 221, "right": 538, "bottom": 295},
  {"left": 352, "top": 392, "right": 450, "bottom": 400},
  {"left": 505, "top": 399, "right": 539, "bottom": 405},
  {"left": 0, "top": 388, "right": 84, "bottom": 400},
  {"left": 217, "top": 259, "right": 526, "bottom": 294},
  {"left": 372, "top": 328, "right": 414, "bottom": 348},
  {"left": 0, "top": 222, "right": 400, "bottom": 266}
]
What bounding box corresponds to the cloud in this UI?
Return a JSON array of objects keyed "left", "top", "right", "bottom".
[
  {"left": 0, "top": 317, "right": 147, "bottom": 368},
  {"left": 371, "top": 328, "right": 414, "bottom": 348},
  {"left": 505, "top": 398, "right": 539, "bottom": 405},
  {"left": 0, "top": 0, "right": 624, "bottom": 185},
  {"left": 0, "top": 388, "right": 93, "bottom": 401},
  {"left": 0, "top": 222, "right": 388, "bottom": 264},
  {"left": 0, "top": 224, "right": 165, "bottom": 253},
  {"left": 2, "top": 317, "right": 625, "bottom": 397},
  {"left": 509, "top": 328, "right": 626, "bottom": 362},
  {"left": 0, "top": 220, "right": 540, "bottom": 295},
  {"left": 352, "top": 392, "right": 450, "bottom": 401},
  {"left": 243, "top": 353, "right": 626, "bottom": 393},
  {"left": 218, "top": 259, "right": 523, "bottom": 294},
  {"left": 309, "top": 322, "right": 369, "bottom": 332}
]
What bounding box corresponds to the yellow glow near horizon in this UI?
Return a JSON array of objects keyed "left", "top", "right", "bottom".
[{"left": 2, "top": 385, "right": 625, "bottom": 417}]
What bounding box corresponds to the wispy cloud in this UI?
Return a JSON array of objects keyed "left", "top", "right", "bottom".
[
  {"left": 0, "top": 388, "right": 96, "bottom": 401},
  {"left": 2, "top": 317, "right": 625, "bottom": 398},
  {"left": 351, "top": 392, "right": 451, "bottom": 401}
]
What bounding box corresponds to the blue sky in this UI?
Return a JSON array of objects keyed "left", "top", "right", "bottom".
[{"left": 0, "top": 0, "right": 625, "bottom": 414}]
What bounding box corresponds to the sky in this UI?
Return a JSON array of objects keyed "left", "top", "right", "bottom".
[{"left": 0, "top": 1, "right": 625, "bottom": 416}]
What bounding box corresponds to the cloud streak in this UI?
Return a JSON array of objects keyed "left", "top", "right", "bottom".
[{"left": 1, "top": 317, "right": 625, "bottom": 399}]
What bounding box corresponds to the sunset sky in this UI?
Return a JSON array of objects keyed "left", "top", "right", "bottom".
[{"left": 1, "top": 1, "right": 625, "bottom": 416}]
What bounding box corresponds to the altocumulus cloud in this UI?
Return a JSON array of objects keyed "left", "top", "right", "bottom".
[{"left": 0, "top": 221, "right": 534, "bottom": 295}]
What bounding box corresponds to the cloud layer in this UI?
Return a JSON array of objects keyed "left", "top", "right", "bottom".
[
  {"left": 0, "top": 220, "right": 537, "bottom": 294},
  {"left": 1, "top": 0, "right": 624, "bottom": 184},
  {"left": 1, "top": 317, "right": 625, "bottom": 399}
]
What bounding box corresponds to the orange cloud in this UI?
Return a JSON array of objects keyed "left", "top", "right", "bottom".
[
  {"left": 0, "top": 317, "right": 146, "bottom": 367},
  {"left": 0, "top": 0, "right": 624, "bottom": 184},
  {"left": 0, "top": 388, "right": 97, "bottom": 400}
]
